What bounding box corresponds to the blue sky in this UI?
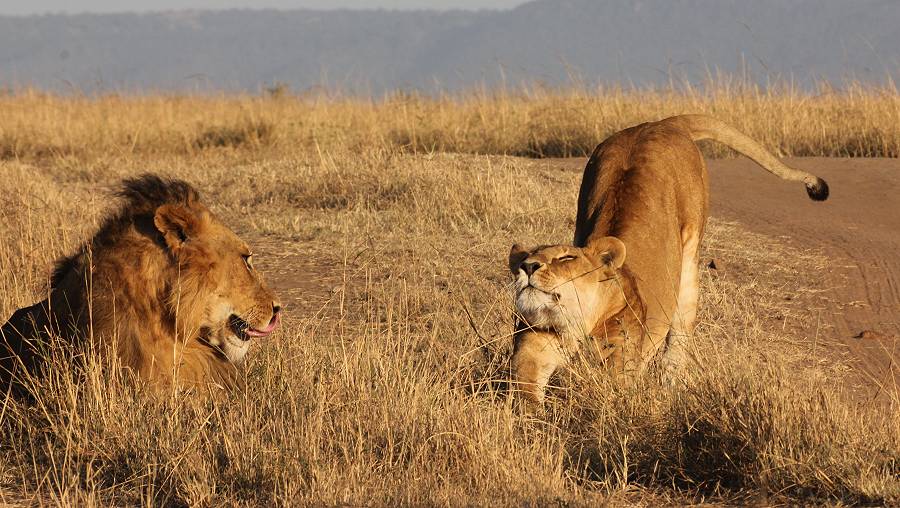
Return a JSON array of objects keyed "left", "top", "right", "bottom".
[{"left": 1, "top": 1, "right": 528, "bottom": 16}]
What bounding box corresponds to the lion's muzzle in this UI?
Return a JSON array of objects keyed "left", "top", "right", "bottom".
[{"left": 229, "top": 306, "right": 281, "bottom": 341}]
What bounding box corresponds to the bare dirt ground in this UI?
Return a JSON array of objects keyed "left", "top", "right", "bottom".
[
  {"left": 707, "top": 157, "right": 900, "bottom": 400},
  {"left": 241, "top": 234, "right": 343, "bottom": 317}
]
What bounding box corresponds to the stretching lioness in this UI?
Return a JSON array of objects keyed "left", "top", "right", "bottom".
[{"left": 509, "top": 115, "right": 828, "bottom": 403}]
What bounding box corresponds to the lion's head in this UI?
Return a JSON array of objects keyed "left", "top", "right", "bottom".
[
  {"left": 1, "top": 175, "right": 283, "bottom": 391},
  {"left": 152, "top": 199, "right": 282, "bottom": 365},
  {"left": 142, "top": 179, "right": 281, "bottom": 363},
  {"left": 508, "top": 237, "right": 626, "bottom": 339}
]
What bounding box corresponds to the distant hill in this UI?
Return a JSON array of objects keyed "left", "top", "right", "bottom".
[{"left": 1, "top": 0, "right": 898, "bottom": 93}]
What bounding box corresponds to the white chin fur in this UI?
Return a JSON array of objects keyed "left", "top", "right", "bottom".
[
  {"left": 219, "top": 332, "right": 251, "bottom": 364},
  {"left": 205, "top": 302, "right": 250, "bottom": 363},
  {"left": 514, "top": 271, "right": 589, "bottom": 336},
  {"left": 515, "top": 287, "right": 573, "bottom": 333}
]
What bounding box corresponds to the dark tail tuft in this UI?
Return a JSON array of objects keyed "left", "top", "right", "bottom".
[{"left": 805, "top": 177, "right": 829, "bottom": 201}]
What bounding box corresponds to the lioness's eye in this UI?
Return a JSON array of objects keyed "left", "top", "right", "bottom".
[
  {"left": 242, "top": 254, "right": 254, "bottom": 270},
  {"left": 557, "top": 255, "right": 577, "bottom": 262}
]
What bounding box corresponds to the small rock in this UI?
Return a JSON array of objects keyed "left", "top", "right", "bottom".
[{"left": 854, "top": 329, "right": 891, "bottom": 340}]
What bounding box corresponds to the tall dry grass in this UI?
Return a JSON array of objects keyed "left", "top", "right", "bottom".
[
  {"left": 0, "top": 85, "right": 898, "bottom": 505},
  {"left": 1, "top": 79, "right": 899, "bottom": 164}
]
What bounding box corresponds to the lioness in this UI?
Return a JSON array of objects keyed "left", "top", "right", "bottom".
[
  {"left": 509, "top": 114, "right": 828, "bottom": 403},
  {"left": 1, "top": 174, "right": 281, "bottom": 394}
]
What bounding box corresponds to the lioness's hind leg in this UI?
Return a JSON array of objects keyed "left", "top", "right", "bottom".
[
  {"left": 662, "top": 234, "right": 701, "bottom": 377},
  {"left": 510, "top": 330, "right": 567, "bottom": 406}
]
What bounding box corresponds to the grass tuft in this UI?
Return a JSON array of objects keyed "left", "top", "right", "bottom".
[{"left": 194, "top": 119, "right": 276, "bottom": 150}]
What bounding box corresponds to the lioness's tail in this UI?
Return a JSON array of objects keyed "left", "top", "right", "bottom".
[{"left": 667, "top": 114, "right": 829, "bottom": 201}]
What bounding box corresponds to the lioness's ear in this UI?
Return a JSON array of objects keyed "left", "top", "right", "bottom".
[
  {"left": 154, "top": 204, "right": 201, "bottom": 251},
  {"left": 509, "top": 243, "right": 530, "bottom": 273},
  {"left": 586, "top": 237, "right": 626, "bottom": 269}
]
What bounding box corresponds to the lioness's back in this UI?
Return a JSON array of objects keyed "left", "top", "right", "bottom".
[{"left": 576, "top": 119, "right": 708, "bottom": 248}]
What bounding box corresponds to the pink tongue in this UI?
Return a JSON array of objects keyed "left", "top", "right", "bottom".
[{"left": 246, "top": 313, "right": 280, "bottom": 337}]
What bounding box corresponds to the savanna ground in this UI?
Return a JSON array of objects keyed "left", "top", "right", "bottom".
[{"left": 0, "top": 81, "right": 898, "bottom": 506}]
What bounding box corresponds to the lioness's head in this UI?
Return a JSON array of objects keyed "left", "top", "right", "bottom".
[
  {"left": 509, "top": 237, "right": 626, "bottom": 338},
  {"left": 151, "top": 188, "right": 281, "bottom": 364}
]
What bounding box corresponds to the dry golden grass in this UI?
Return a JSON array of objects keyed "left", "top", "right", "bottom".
[
  {"left": 0, "top": 85, "right": 898, "bottom": 505},
  {"left": 2, "top": 78, "right": 900, "bottom": 164}
]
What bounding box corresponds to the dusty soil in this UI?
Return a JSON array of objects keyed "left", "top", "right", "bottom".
[
  {"left": 707, "top": 156, "right": 900, "bottom": 398},
  {"left": 240, "top": 234, "right": 343, "bottom": 318},
  {"left": 544, "top": 156, "right": 899, "bottom": 398}
]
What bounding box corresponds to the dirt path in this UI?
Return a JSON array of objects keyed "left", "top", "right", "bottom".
[
  {"left": 238, "top": 234, "right": 343, "bottom": 319},
  {"left": 707, "top": 157, "right": 900, "bottom": 396}
]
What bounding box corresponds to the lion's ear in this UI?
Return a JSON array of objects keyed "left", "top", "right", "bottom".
[
  {"left": 586, "top": 237, "right": 626, "bottom": 270},
  {"left": 509, "top": 243, "right": 530, "bottom": 273},
  {"left": 154, "top": 204, "right": 201, "bottom": 251}
]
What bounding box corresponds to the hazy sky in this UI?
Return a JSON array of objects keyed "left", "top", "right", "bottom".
[{"left": 1, "top": 0, "right": 528, "bottom": 16}]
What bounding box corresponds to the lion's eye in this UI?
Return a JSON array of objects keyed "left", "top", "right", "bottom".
[
  {"left": 557, "top": 255, "right": 577, "bottom": 262},
  {"left": 242, "top": 254, "right": 254, "bottom": 270}
]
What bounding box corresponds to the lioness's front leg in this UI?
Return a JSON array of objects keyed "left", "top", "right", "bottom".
[{"left": 510, "top": 329, "right": 568, "bottom": 405}]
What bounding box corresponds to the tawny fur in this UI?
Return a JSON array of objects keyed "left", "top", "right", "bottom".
[
  {"left": 1, "top": 174, "right": 281, "bottom": 395},
  {"left": 509, "top": 114, "right": 828, "bottom": 404}
]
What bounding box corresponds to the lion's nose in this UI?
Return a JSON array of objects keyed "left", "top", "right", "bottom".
[
  {"left": 522, "top": 261, "right": 544, "bottom": 276},
  {"left": 272, "top": 303, "right": 282, "bottom": 316}
]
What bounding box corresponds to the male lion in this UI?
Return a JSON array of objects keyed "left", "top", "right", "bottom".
[
  {"left": 1, "top": 174, "right": 282, "bottom": 395},
  {"left": 509, "top": 114, "right": 828, "bottom": 404}
]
